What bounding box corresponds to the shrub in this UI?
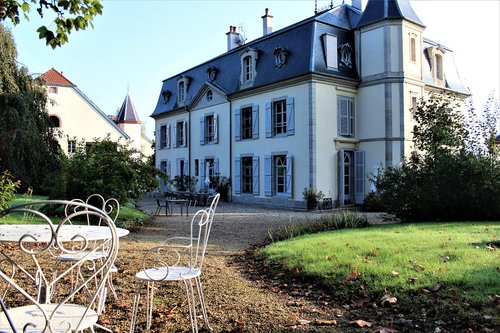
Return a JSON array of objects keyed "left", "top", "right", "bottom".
[
  {"left": 268, "top": 210, "right": 368, "bottom": 243},
  {"left": 0, "top": 170, "right": 20, "bottom": 209},
  {"left": 302, "top": 187, "right": 324, "bottom": 209}
]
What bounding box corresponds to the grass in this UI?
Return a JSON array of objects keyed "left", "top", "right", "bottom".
[
  {"left": 260, "top": 222, "right": 499, "bottom": 321},
  {"left": 0, "top": 195, "right": 151, "bottom": 228}
]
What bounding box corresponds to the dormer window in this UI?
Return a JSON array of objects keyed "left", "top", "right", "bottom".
[
  {"left": 240, "top": 47, "right": 259, "bottom": 89},
  {"left": 427, "top": 46, "right": 446, "bottom": 86},
  {"left": 177, "top": 76, "right": 190, "bottom": 105}
]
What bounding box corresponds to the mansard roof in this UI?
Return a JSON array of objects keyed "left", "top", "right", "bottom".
[
  {"left": 116, "top": 94, "right": 141, "bottom": 124},
  {"left": 40, "top": 68, "right": 75, "bottom": 86},
  {"left": 151, "top": 4, "right": 360, "bottom": 118},
  {"left": 356, "top": 0, "right": 424, "bottom": 28}
]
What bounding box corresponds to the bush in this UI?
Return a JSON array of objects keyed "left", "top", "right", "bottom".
[
  {"left": 302, "top": 187, "right": 324, "bottom": 209},
  {"left": 0, "top": 170, "right": 20, "bottom": 209},
  {"left": 48, "top": 137, "right": 160, "bottom": 205}
]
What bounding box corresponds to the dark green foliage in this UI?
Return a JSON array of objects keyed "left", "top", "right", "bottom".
[
  {"left": 47, "top": 137, "right": 160, "bottom": 205},
  {"left": 0, "top": 26, "right": 62, "bottom": 192},
  {"left": 371, "top": 93, "right": 500, "bottom": 221},
  {"left": 1, "top": 0, "right": 103, "bottom": 48}
]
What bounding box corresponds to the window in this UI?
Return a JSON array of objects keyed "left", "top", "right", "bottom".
[
  {"left": 244, "top": 56, "right": 253, "bottom": 81},
  {"left": 338, "top": 96, "right": 354, "bottom": 137},
  {"left": 49, "top": 87, "right": 58, "bottom": 94},
  {"left": 338, "top": 150, "right": 365, "bottom": 206},
  {"left": 265, "top": 97, "right": 294, "bottom": 138},
  {"left": 200, "top": 114, "right": 218, "bottom": 145},
  {"left": 200, "top": 158, "right": 219, "bottom": 191},
  {"left": 273, "top": 100, "right": 286, "bottom": 135},
  {"left": 205, "top": 115, "right": 215, "bottom": 143},
  {"left": 242, "top": 157, "right": 253, "bottom": 193},
  {"left": 410, "top": 36, "right": 416, "bottom": 62},
  {"left": 177, "top": 76, "right": 190, "bottom": 104},
  {"left": 67, "top": 140, "right": 76, "bottom": 154},
  {"left": 235, "top": 105, "right": 259, "bottom": 141},
  {"left": 239, "top": 47, "right": 259, "bottom": 89},
  {"left": 234, "top": 155, "right": 259, "bottom": 195},
  {"left": 194, "top": 159, "right": 199, "bottom": 177},
  {"left": 411, "top": 96, "right": 418, "bottom": 121},
  {"left": 264, "top": 154, "right": 292, "bottom": 197},
  {"left": 159, "top": 125, "right": 167, "bottom": 148},
  {"left": 49, "top": 115, "right": 60, "bottom": 127},
  {"left": 435, "top": 54, "right": 443, "bottom": 80},
  {"left": 206, "top": 90, "right": 213, "bottom": 102},
  {"left": 160, "top": 160, "right": 170, "bottom": 191},
  {"left": 174, "top": 121, "right": 187, "bottom": 148},
  {"left": 242, "top": 107, "right": 253, "bottom": 139},
  {"left": 322, "top": 33, "right": 338, "bottom": 69}
]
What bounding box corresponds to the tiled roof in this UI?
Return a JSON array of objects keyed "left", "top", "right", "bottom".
[
  {"left": 40, "top": 68, "right": 75, "bottom": 86},
  {"left": 356, "top": 0, "right": 423, "bottom": 28},
  {"left": 116, "top": 94, "right": 141, "bottom": 123}
]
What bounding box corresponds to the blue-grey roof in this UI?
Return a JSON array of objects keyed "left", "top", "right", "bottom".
[
  {"left": 422, "top": 38, "right": 469, "bottom": 95},
  {"left": 151, "top": 4, "right": 359, "bottom": 118},
  {"left": 356, "top": 0, "right": 424, "bottom": 28},
  {"left": 116, "top": 94, "right": 141, "bottom": 124}
]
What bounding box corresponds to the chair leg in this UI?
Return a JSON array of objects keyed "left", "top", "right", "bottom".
[
  {"left": 183, "top": 279, "right": 198, "bottom": 333},
  {"left": 129, "top": 281, "right": 143, "bottom": 333},
  {"left": 146, "top": 281, "right": 155, "bottom": 330},
  {"left": 195, "top": 276, "right": 212, "bottom": 331}
]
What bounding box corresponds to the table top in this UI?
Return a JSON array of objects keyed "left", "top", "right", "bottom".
[{"left": 0, "top": 224, "right": 129, "bottom": 243}]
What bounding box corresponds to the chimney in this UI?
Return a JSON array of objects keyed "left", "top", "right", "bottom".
[
  {"left": 261, "top": 8, "right": 273, "bottom": 36},
  {"left": 226, "top": 26, "right": 240, "bottom": 51},
  {"left": 351, "top": 0, "right": 362, "bottom": 11}
]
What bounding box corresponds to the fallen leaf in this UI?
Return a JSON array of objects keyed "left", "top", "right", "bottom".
[
  {"left": 349, "top": 319, "right": 372, "bottom": 327},
  {"left": 314, "top": 319, "right": 337, "bottom": 326},
  {"left": 439, "top": 255, "right": 450, "bottom": 262},
  {"left": 431, "top": 283, "right": 443, "bottom": 292},
  {"left": 345, "top": 267, "right": 360, "bottom": 280},
  {"left": 297, "top": 319, "right": 312, "bottom": 325},
  {"left": 391, "top": 270, "right": 400, "bottom": 276}
]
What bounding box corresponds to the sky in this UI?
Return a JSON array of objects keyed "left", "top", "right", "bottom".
[{"left": 6, "top": 0, "right": 500, "bottom": 138}]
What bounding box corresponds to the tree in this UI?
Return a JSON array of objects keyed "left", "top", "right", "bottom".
[
  {"left": 0, "top": 25, "right": 62, "bottom": 191},
  {"left": 0, "top": 0, "right": 103, "bottom": 48},
  {"left": 48, "top": 137, "right": 160, "bottom": 204},
  {"left": 371, "top": 93, "right": 500, "bottom": 221}
]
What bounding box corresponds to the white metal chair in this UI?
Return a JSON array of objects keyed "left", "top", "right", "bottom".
[
  {"left": 130, "top": 193, "right": 220, "bottom": 333},
  {"left": 56, "top": 194, "right": 120, "bottom": 312},
  {"left": 0, "top": 200, "right": 118, "bottom": 332}
]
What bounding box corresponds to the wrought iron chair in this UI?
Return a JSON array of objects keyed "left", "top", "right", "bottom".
[
  {"left": 0, "top": 200, "right": 118, "bottom": 332},
  {"left": 130, "top": 193, "right": 220, "bottom": 333},
  {"left": 155, "top": 198, "right": 168, "bottom": 216},
  {"left": 56, "top": 194, "right": 120, "bottom": 313}
]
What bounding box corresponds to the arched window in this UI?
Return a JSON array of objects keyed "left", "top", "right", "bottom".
[
  {"left": 239, "top": 47, "right": 259, "bottom": 89},
  {"left": 49, "top": 115, "right": 60, "bottom": 127}
]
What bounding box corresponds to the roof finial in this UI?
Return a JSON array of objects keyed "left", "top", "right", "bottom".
[
  {"left": 331, "top": 0, "right": 335, "bottom": 9},
  {"left": 127, "top": 84, "right": 130, "bottom": 94},
  {"left": 314, "top": 0, "right": 318, "bottom": 14}
]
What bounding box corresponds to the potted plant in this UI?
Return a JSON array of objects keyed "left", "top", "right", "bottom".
[{"left": 302, "top": 187, "right": 324, "bottom": 210}]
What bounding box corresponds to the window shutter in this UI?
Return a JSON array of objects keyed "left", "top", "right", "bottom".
[
  {"left": 214, "top": 113, "right": 219, "bottom": 144},
  {"left": 184, "top": 159, "right": 189, "bottom": 176},
  {"left": 234, "top": 157, "right": 241, "bottom": 195},
  {"left": 176, "top": 159, "right": 181, "bottom": 176},
  {"left": 339, "top": 98, "right": 349, "bottom": 136},
  {"left": 252, "top": 104, "right": 259, "bottom": 139},
  {"left": 264, "top": 155, "right": 272, "bottom": 197},
  {"left": 235, "top": 108, "right": 241, "bottom": 141},
  {"left": 166, "top": 124, "right": 171, "bottom": 149},
  {"left": 214, "top": 158, "right": 219, "bottom": 175},
  {"left": 182, "top": 121, "right": 187, "bottom": 147},
  {"left": 200, "top": 160, "right": 206, "bottom": 190},
  {"left": 286, "top": 154, "right": 293, "bottom": 198},
  {"left": 252, "top": 155, "right": 259, "bottom": 195},
  {"left": 167, "top": 160, "right": 172, "bottom": 179},
  {"left": 200, "top": 117, "right": 205, "bottom": 145},
  {"left": 354, "top": 151, "right": 365, "bottom": 204},
  {"left": 338, "top": 149, "right": 344, "bottom": 206},
  {"left": 160, "top": 126, "right": 166, "bottom": 148},
  {"left": 265, "top": 102, "right": 272, "bottom": 138},
  {"left": 173, "top": 125, "right": 177, "bottom": 148},
  {"left": 286, "top": 97, "right": 295, "bottom": 136}
]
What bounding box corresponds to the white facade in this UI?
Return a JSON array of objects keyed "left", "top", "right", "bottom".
[{"left": 152, "top": 0, "right": 468, "bottom": 209}]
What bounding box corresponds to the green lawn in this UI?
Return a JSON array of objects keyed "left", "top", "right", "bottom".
[
  {"left": 0, "top": 196, "right": 150, "bottom": 228},
  {"left": 260, "top": 222, "right": 499, "bottom": 304}
]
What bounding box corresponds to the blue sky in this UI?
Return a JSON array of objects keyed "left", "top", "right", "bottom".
[{"left": 7, "top": 0, "right": 500, "bottom": 138}]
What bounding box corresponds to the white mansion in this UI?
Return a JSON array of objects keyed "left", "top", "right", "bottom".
[{"left": 152, "top": 0, "right": 468, "bottom": 209}]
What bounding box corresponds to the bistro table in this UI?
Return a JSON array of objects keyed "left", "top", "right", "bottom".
[{"left": 165, "top": 198, "right": 190, "bottom": 216}]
